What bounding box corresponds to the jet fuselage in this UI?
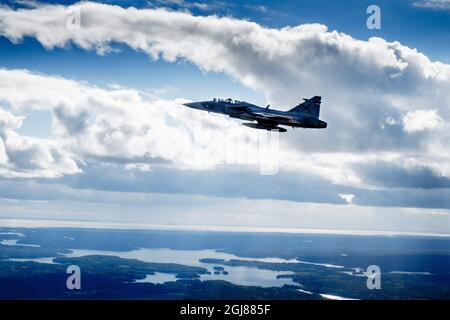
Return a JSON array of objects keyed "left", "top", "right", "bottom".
[{"left": 184, "top": 97, "right": 327, "bottom": 132}]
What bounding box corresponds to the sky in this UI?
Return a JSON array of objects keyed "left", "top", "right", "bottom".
[{"left": 0, "top": 0, "right": 450, "bottom": 235}]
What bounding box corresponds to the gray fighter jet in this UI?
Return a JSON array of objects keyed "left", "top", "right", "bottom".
[{"left": 183, "top": 96, "right": 327, "bottom": 132}]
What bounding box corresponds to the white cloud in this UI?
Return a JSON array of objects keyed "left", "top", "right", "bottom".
[
  {"left": 147, "top": 0, "right": 225, "bottom": 12},
  {"left": 413, "top": 0, "right": 450, "bottom": 10},
  {"left": 403, "top": 109, "right": 443, "bottom": 133},
  {"left": 244, "top": 5, "right": 269, "bottom": 13},
  {"left": 338, "top": 193, "right": 355, "bottom": 204},
  {"left": 0, "top": 107, "right": 80, "bottom": 178},
  {"left": 124, "top": 163, "right": 152, "bottom": 172}
]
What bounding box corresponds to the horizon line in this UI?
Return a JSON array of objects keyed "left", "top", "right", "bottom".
[{"left": 1, "top": 217, "right": 449, "bottom": 238}]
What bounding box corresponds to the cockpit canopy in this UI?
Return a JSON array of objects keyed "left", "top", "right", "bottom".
[{"left": 212, "top": 98, "right": 243, "bottom": 104}]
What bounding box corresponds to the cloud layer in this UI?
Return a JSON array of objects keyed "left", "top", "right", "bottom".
[
  {"left": 0, "top": 2, "right": 449, "bottom": 214},
  {"left": 0, "top": 68, "right": 265, "bottom": 178}
]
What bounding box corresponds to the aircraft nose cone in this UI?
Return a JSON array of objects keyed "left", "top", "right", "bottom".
[
  {"left": 183, "top": 102, "right": 205, "bottom": 109},
  {"left": 183, "top": 102, "right": 196, "bottom": 108},
  {"left": 183, "top": 101, "right": 209, "bottom": 111}
]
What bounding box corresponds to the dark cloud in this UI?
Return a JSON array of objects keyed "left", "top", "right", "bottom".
[
  {"left": 55, "top": 163, "right": 346, "bottom": 205},
  {"left": 354, "top": 161, "right": 450, "bottom": 189},
  {"left": 1, "top": 162, "right": 448, "bottom": 210},
  {"left": 353, "top": 187, "right": 450, "bottom": 209},
  {"left": 53, "top": 106, "right": 90, "bottom": 135}
]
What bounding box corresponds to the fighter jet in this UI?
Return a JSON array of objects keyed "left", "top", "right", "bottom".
[{"left": 183, "top": 96, "right": 327, "bottom": 132}]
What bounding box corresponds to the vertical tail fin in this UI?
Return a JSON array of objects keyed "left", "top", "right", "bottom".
[{"left": 289, "top": 96, "right": 321, "bottom": 118}]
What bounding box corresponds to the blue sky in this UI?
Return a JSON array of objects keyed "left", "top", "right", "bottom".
[{"left": 0, "top": 0, "right": 450, "bottom": 234}]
